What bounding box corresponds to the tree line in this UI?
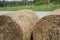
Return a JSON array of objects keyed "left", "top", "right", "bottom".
[{"left": 0, "top": 0, "right": 60, "bottom": 7}]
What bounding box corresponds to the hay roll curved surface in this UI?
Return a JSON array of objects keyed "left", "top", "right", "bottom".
[
  {"left": 0, "top": 15, "right": 23, "bottom": 40},
  {"left": 16, "top": 10, "right": 38, "bottom": 40},
  {"left": 3, "top": 10, "right": 38, "bottom": 40},
  {"left": 33, "top": 14, "right": 60, "bottom": 40}
]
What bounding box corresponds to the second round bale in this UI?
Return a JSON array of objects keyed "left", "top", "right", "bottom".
[{"left": 33, "top": 9, "right": 60, "bottom": 40}]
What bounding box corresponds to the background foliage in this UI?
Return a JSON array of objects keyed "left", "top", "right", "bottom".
[{"left": 0, "top": 0, "right": 60, "bottom": 11}]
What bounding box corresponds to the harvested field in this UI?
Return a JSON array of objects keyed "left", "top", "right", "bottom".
[{"left": 0, "top": 10, "right": 38, "bottom": 40}]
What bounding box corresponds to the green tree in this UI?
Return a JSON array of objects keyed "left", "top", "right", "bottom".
[
  {"left": 3, "top": 0, "right": 5, "bottom": 7},
  {"left": 22, "top": 0, "right": 28, "bottom": 6}
]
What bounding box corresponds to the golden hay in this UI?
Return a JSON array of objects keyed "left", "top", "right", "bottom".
[
  {"left": 0, "top": 10, "right": 38, "bottom": 40},
  {"left": 33, "top": 15, "right": 60, "bottom": 40},
  {"left": 32, "top": 9, "right": 60, "bottom": 40},
  {"left": 0, "top": 15, "right": 23, "bottom": 40},
  {"left": 16, "top": 10, "right": 38, "bottom": 40}
]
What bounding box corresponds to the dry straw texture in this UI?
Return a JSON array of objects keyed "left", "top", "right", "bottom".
[
  {"left": 0, "top": 10, "right": 38, "bottom": 40},
  {"left": 0, "top": 15, "right": 23, "bottom": 40},
  {"left": 16, "top": 10, "right": 38, "bottom": 40},
  {"left": 33, "top": 9, "right": 60, "bottom": 40}
]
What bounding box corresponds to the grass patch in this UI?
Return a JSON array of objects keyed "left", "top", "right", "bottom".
[{"left": 0, "top": 4, "right": 60, "bottom": 11}]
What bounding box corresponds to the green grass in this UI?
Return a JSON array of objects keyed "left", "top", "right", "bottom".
[{"left": 0, "top": 4, "right": 60, "bottom": 11}]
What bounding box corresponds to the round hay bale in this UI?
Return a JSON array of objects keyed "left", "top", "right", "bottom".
[
  {"left": 1, "top": 10, "right": 38, "bottom": 40},
  {"left": 33, "top": 14, "right": 60, "bottom": 40},
  {"left": 0, "top": 15, "right": 23, "bottom": 40}
]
